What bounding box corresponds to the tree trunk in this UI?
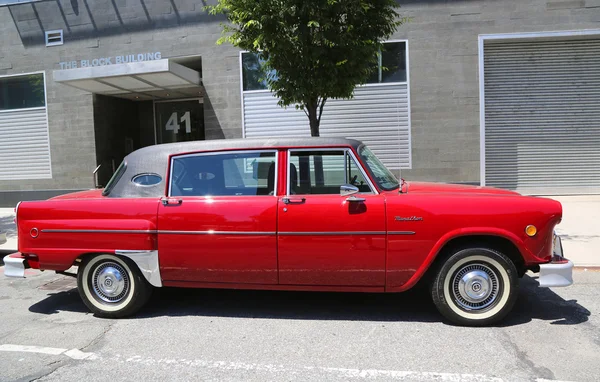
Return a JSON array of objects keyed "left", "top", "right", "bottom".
[
  {"left": 306, "top": 102, "right": 320, "bottom": 137},
  {"left": 305, "top": 100, "right": 323, "bottom": 185}
]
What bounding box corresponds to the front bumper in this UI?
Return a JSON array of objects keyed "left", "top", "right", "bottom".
[
  {"left": 538, "top": 233, "right": 573, "bottom": 287},
  {"left": 3, "top": 253, "right": 29, "bottom": 278}
]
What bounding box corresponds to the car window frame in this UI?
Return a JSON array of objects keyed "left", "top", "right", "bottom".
[
  {"left": 286, "top": 148, "right": 378, "bottom": 196},
  {"left": 167, "top": 149, "right": 279, "bottom": 197}
]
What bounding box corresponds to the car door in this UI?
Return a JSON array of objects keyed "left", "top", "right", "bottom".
[
  {"left": 158, "top": 150, "right": 279, "bottom": 284},
  {"left": 277, "top": 148, "right": 386, "bottom": 286}
]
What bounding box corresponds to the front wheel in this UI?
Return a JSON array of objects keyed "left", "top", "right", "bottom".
[
  {"left": 77, "top": 254, "right": 152, "bottom": 318},
  {"left": 431, "top": 247, "right": 519, "bottom": 326}
]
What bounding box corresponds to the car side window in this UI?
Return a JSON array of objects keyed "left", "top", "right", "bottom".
[
  {"left": 170, "top": 151, "right": 277, "bottom": 196},
  {"left": 288, "top": 150, "right": 372, "bottom": 195}
]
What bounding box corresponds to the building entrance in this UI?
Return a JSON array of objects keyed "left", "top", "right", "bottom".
[{"left": 93, "top": 95, "right": 204, "bottom": 186}]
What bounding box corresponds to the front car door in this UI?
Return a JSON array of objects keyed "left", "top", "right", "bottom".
[
  {"left": 158, "top": 150, "right": 279, "bottom": 284},
  {"left": 277, "top": 148, "right": 386, "bottom": 286}
]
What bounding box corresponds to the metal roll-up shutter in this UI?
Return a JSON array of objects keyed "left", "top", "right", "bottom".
[
  {"left": 243, "top": 83, "right": 411, "bottom": 170},
  {"left": 484, "top": 38, "right": 600, "bottom": 195},
  {"left": 0, "top": 108, "right": 52, "bottom": 180}
]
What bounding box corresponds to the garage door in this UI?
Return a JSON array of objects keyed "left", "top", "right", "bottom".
[{"left": 483, "top": 38, "right": 600, "bottom": 195}]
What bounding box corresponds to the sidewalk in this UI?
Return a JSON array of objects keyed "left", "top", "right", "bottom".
[
  {"left": 551, "top": 195, "right": 600, "bottom": 268},
  {"left": 0, "top": 208, "right": 17, "bottom": 254},
  {"left": 1, "top": 196, "right": 599, "bottom": 267}
]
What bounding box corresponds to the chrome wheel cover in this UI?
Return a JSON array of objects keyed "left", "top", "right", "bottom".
[
  {"left": 92, "top": 262, "right": 130, "bottom": 303},
  {"left": 451, "top": 263, "right": 500, "bottom": 311}
]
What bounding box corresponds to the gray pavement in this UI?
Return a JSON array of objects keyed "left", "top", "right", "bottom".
[{"left": 0, "top": 266, "right": 599, "bottom": 382}]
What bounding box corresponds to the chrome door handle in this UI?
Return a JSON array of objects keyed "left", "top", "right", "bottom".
[
  {"left": 346, "top": 195, "right": 366, "bottom": 202},
  {"left": 282, "top": 197, "right": 306, "bottom": 204},
  {"left": 161, "top": 197, "right": 183, "bottom": 206}
]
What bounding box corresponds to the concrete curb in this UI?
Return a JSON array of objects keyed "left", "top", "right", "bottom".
[{"left": 573, "top": 266, "right": 600, "bottom": 271}]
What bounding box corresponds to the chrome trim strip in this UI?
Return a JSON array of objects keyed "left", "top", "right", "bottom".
[
  {"left": 158, "top": 230, "right": 276, "bottom": 236},
  {"left": 41, "top": 229, "right": 157, "bottom": 234},
  {"left": 388, "top": 231, "right": 416, "bottom": 235},
  {"left": 115, "top": 249, "right": 162, "bottom": 287},
  {"left": 279, "top": 231, "right": 386, "bottom": 236}
]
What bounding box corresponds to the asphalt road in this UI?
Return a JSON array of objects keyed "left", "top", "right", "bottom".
[{"left": 0, "top": 262, "right": 598, "bottom": 382}]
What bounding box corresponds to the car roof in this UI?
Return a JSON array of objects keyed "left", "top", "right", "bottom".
[
  {"left": 132, "top": 137, "right": 362, "bottom": 157},
  {"left": 107, "top": 137, "right": 364, "bottom": 198}
]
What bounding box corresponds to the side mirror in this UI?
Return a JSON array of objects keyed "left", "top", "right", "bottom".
[{"left": 340, "top": 184, "right": 359, "bottom": 196}]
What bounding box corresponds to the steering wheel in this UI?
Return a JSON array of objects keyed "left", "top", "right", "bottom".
[{"left": 350, "top": 175, "right": 358, "bottom": 185}]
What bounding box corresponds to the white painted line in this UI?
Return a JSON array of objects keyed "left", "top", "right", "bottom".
[
  {"left": 117, "top": 355, "right": 506, "bottom": 380},
  {"left": 0, "top": 344, "right": 97, "bottom": 360},
  {"left": 0, "top": 344, "right": 67, "bottom": 355},
  {"left": 0, "top": 344, "right": 576, "bottom": 381},
  {"left": 63, "top": 348, "right": 97, "bottom": 360}
]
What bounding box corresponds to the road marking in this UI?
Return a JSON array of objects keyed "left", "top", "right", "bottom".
[
  {"left": 0, "top": 344, "right": 96, "bottom": 360},
  {"left": 63, "top": 348, "right": 97, "bottom": 360},
  {"left": 0, "top": 344, "right": 575, "bottom": 381},
  {"left": 0, "top": 344, "right": 66, "bottom": 355}
]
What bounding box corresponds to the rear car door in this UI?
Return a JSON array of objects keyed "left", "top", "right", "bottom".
[
  {"left": 158, "top": 150, "right": 279, "bottom": 284},
  {"left": 277, "top": 148, "right": 386, "bottom": 286}
]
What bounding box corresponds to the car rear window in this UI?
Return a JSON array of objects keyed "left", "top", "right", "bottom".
[{"left": 102, "top": 161, "right": 127, "bottom": 196}]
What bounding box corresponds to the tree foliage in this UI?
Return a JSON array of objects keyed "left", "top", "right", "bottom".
[{"left": 208, "top": 0, "right": 404, "bottom": 136}]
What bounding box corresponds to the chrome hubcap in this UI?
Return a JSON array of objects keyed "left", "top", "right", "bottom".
[
  {"left": 452, "top": 263, "right": 499, "bottom": 311},
  {"left": 92, "top": 262, "right": 129, "bottom": 303}
]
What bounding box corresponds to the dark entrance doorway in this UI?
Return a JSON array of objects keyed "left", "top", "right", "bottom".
[{"left": 93, "top": 95, "right": 205, "bottom": 187}]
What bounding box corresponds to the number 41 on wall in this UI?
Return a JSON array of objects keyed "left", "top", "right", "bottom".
[{"left": 165, "top": 111, "right": 191, "bottom": 134}]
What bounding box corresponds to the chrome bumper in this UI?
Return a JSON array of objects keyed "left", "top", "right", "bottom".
[
  {"left": 538, "top": 234, "right": 573, "bottom": 288},
  {"left": 3, "top": 254, "right": 28, "bottom": 278}
]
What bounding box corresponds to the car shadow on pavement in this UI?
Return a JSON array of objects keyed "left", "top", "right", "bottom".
[
  {"left": 28, "top": 275, "right": 590, "bottom": 326},
  {"left": 29, "top": 289, "right": 89, "bottom": 315}
]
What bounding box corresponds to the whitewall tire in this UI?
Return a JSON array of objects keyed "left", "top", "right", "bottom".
[
  {"left": 77, "top": 254, "right": 153, "bottom": 318},
  {"left": 431, "top": 247, "right": 519, "bottom": 326}
]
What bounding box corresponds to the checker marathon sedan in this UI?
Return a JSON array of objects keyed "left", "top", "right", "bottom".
[{"left": 4, "top": 138, "right": 573, "bottom": 326}]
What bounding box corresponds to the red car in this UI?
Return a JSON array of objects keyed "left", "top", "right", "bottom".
[{"left": 4, "top": 138, "right": 573, "bottom": 326}]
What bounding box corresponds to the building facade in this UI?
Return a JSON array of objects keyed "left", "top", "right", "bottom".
[{"left": 0, "top": 0, "right": 599, "bottom": 206}]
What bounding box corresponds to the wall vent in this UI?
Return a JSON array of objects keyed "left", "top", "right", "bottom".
[{"left": 45, "top": 30, "right": 63, "bottom": 46}]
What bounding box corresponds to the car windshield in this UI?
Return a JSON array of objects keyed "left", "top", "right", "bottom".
[{"left": 358, "top": 145, "right": 400, "bottom": 191}]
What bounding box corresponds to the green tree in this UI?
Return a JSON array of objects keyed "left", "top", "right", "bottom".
[{"left": 208, "top": 0, "right": 404, "bottom": 136}]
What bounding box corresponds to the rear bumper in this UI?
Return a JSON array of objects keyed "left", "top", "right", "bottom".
[
  {"left": 538, "top": 233, "right": 573, "bottom": 288},
  {"left": 3, "top": 253, "right": 29, "bottom": 278}
]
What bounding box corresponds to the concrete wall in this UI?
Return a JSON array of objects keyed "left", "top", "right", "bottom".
[
  {"left": 0, "top": 0, "right": 239, "bottom": 201},
  {"left": 394, "top": 0, "right": 600, "bottom": 183},
  {"left": 0, "top": 0, "right": 599, "bottom": 204}
]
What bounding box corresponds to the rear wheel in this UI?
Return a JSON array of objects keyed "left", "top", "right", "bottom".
[
  {"left": 77, "top": 254, "right": 152, "bottom": 318},
  {"left": 431, "top": 247, "right": 519, "bottom": 326}
]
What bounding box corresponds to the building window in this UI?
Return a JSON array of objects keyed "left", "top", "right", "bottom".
[
  {"left": 241, "top": 41, "right": 407, "bottom": 91},
  {"left": 0, "top": 72, "right": 51, "bottom": 180},
  {"left": 367, "top": 42, "right": 407, "bottom": 84},
  {"left": 0, "top": 74, "right": 45, "bottom": 110}
]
